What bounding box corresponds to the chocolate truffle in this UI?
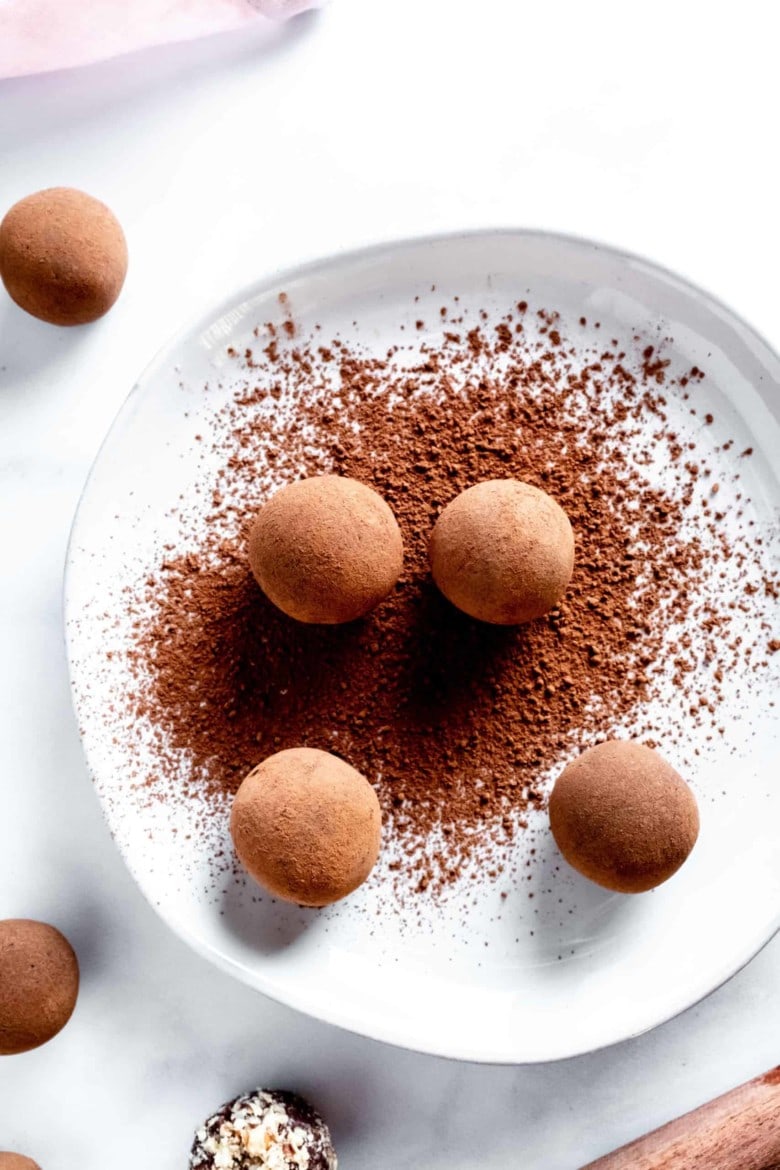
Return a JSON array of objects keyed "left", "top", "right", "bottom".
[
  {"left": 0, "top": 919, "right": 79, "bottom": 1054},
  {"left": 190, "top": 1089, "right": 337, "bottom": 1170},
  {"left": 549, "top": 740, "right": 700, "bottom": 893},
  {"left": 231, "top": 747, "right": 382, "bottom": 906},
  {"left": 248, "top": 475, "right": 403, "bottom": 624},
  {"left": 0, "top": 1156, "right": 41, "bottom": 1170},
  {"left": 429, "top": 479, "right": 574, "bottom": 625},
  {"left": 0, "top": 187, "right": 127, "bottom": 325}
]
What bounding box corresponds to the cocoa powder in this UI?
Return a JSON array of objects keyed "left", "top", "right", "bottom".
[{"left": 126, "top": 302, "right": 777, "bottom": 896}]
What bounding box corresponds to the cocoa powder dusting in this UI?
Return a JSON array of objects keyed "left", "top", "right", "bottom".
[{"left": 123, "top": 301, "right": 777, "bottom": 898}]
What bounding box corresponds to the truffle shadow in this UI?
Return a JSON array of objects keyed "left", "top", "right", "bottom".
[
  {"left": 177, "top": 570, "right": 384, "bottom": 774},
  {"left": 0, "top": 297, "right": 95, "bottom": 383},
  {"left": 219, "top": 874, "right": 317, "bottom": 956},
  {"left": 525, "top": 829, "right": 638, "bottom": 970},
  {"left": 229, "top": 577, "right": 528, "bottom": 750},
  {"left": 295, "top": 1060, "right": 378, "bottom": 1150},
  {"left": 395, "top": 582, "right": 528, "bottom": 726},
  {"left": 52, "top": 890, "right": 113, "bottom": 986}
]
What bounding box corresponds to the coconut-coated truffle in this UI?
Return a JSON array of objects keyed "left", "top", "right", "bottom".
[
  {"left": 231, "top": 747, "right": 382, "bottom": 906},
  {"left": 0, "top": 1156, "right": 41, "bottom": 1170},
  {"left": 0, "top": 919, "right": 79, "bottom": 1054},
  {"left": 0, "top": 187, "right": 127, "bottom": 325},
  {"left": 549, "top": 740, "right": 700, "bottom": 893},
  {"left": 429, "top": 479, "right": 574, "bottom": 625},
  {"left": 248, "top": 475, "right": 403, "bottom": 624},
  {"left": 190, "top": 1088, "right": 337, "bottom": 1170}
]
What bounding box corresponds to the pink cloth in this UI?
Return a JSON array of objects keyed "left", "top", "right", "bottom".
[{"left": 0, "top": 0, "right": 317, "bottom": 80}]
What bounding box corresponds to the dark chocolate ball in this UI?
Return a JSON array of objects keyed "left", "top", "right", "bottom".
[
  {"left": 429, "top": 479, "right": 574, "bottom": 625},
  {"left": 231, "top": 747, "right": 382, "bottom": 907},
  {"left": 0, "top": 919, "right": 79, "bottom": 1054},
  {"left": 549, "top": 740, "right": 700, "bottom": 893},
  {"left": 0, "top": 187, "right": 127, "bottom": 325},
  {"left": 190, "top": 1089, "right": 337, "bottom": 1170},
  {"left": 248, "top": 475, "right": 403, "bottom": 624}
]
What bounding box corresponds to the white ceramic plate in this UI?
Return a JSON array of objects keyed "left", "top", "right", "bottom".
[{"left": 66, "top": 230, "right": 780, "bottom": 1063}]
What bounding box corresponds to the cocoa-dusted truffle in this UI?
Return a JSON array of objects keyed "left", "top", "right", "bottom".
[
  {"left": 231, "top": 747, "right": 382, "bottom": 906},
  {"left": 0, "top": 1155, "right": 41, "bottom": 1170},
  {"left": 248, "top": 475, "right": 403, "bottom": 624},
  {"left": 0, "top": 187, "right": 127, "bottom": 325},
  {"left": 0, "top": 919, "right": 79, "bottom": 1054},
  {"left": 250, "top": 472, "right": 409, "bottom": 627},
  {"left": 549, "top": 740, "right": 700, "bottom": 893},
  {"left": 190, "top": 1089, "right": 337, "bottom": 1170},
  {"left": 429, "top": 479, "right": 574, "bottom": 625}
]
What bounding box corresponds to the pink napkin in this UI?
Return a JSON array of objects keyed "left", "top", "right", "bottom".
[{"left": 0, "top": 0, "right": 317, "bottom": 80}]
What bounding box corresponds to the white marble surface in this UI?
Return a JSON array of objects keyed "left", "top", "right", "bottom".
[{"left": 0, "top": 2, "right": 778, "bottom": 1165}]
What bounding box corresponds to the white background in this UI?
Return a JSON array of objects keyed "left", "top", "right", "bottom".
[{"left": 1, "top": 1, "right": 778, "bottom": 1165}]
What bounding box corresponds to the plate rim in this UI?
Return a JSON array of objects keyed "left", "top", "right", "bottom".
[{"left": 64, "top": 225, "right": 780, "bottom": 1065}]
